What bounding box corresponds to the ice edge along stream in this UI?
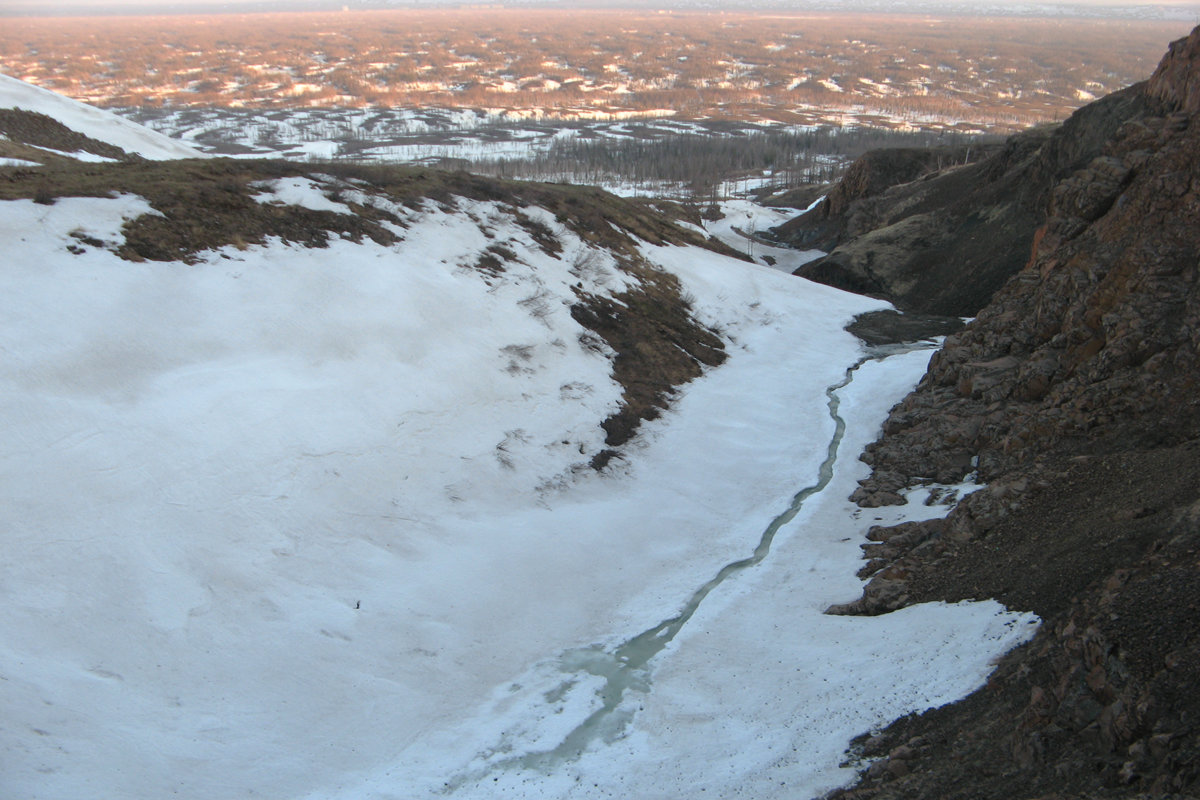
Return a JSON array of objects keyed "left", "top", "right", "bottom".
[{"left": 444, "top": 341, "right": 933, "bottom": 790}]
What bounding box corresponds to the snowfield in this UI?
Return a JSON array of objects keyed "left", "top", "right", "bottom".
[{"left": 0, "top": 184, "right": 1037, "bottom": 800}]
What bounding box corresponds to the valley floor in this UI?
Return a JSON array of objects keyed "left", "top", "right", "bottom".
[
  {"left": 2, "top": 192, "right": 1032, "bottom": 799},
  {"left": 371, "top": 346, "right": 1037, "bottom": 800}
]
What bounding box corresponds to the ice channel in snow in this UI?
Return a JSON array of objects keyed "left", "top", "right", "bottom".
[
  {"left": 0, "top": 187, "right": 1037, "bottom": 800},
  {"left": 692, "top": 197, "right": 827, "bottom": 274}
]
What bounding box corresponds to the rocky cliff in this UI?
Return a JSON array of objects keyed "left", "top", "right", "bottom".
[
  {"left": 778, "top": 85, "right": 1152, "bottom": 317},
  {"left": 825, "top": 26, "right": 1200, "bottom": 800},
  {"left": 770, "top": 145, "right": 988, "bottom": 253}
]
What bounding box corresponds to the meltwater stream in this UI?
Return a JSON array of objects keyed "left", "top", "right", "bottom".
[{"left": 445, "top": 343, "right": 929, "bottom": 790}]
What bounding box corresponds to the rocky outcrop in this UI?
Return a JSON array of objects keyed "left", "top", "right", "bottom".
[
  {"left": 1147, "top": 24, "right": 1200, "bottom": 113},
  {"left": 843, "top": 309, "right": 966, "bottom": 347},
  {"left": 779, "top": 85, "right": 1151, "bottom": 316},
  {"left": 771, "top": 146, "right": 979, "bottom": 252},
  {"left": 853, "top": 95, "right": 1200, "bottom": 494},
  {"left": 829, "top": 445, "right": 1200, "bottom": 799},
  {"left": 826, "top": 26, "right": 1200, "bottom": 800}
]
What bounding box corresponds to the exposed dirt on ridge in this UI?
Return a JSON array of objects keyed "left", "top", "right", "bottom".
[
  {"left": 824, "top": 25, "right": 1200, "bottom": 800},
  {"left": 571, "top": 265, "right": 726, "bottom": 468},
  {"left": 0, "top": 108, "right": 132, "bottom": 162},
  {"left": 0, "top": 157, "right": 743, "bottom": 262},
  {"left": 0, "top": 156, "right": 731, "bottom": 467}
]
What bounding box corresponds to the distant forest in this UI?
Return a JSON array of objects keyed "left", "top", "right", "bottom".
[{"left": 455, "top": 125, "right": 994, "bottom": 197}]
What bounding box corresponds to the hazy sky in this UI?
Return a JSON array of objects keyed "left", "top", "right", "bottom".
[{"left": 4, "top": 0, "right": 1200, "bottom": 16}]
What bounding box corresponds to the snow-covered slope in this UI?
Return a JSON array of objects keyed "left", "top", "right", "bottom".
[
  {"left": 0, "top": 73, "right": 201, "bottom": 160},
  {"left": 0, "top": 167, "right": 1036, "bottom": 799}
]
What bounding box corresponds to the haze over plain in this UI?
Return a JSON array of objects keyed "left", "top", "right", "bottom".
[{"left": 6, "top": 0, "right": 1200, "bottom": 18}]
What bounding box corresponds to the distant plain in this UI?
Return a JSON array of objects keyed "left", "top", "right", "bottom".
[{"left": 1, "top": 10, "right": 1189, "bottom": 129}]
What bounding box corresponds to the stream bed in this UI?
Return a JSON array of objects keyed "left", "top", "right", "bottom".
[{"left": 401, "top": 344, "right": 1040, "bottom": 799}]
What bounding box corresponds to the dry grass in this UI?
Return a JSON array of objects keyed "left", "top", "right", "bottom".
[
  {"left": 0, "top": 108, "right": 132, "bottom": 162},
  {"left": 0, "top": 155, "right": 733, "bottom": 463},
  {"left": 570, "top": 261, "right": 726, "bottom": 468}
]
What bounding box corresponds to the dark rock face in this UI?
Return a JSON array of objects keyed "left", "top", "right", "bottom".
[
  {"left": 856, "top": 95, "right": 1200, "bottom": 493},
  {"left": 828, "top": 446, "right": 1200, "bottom": 799},
  {"left": 771, "top": 147, "right": 971, "bottom": 252},
  {"left": 827, "top": 26, "right": 1200, "bottom": 800},
  {"left": 844, "top": 309, "right": 966, "bottom": 347},
  {"left": 1147, "top": 24, "right": 1200, "bottom": 113},
  {"left": 779, "top": 86, "right": 1151, "bottom": 317}
]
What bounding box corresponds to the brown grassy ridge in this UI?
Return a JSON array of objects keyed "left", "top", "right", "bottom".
[
  {"left": 572, "top": 265, "right": 726, "bottom": 469},
  {"left": 0, "top": 157, "right": 743, "bottom": 260},
  {"left": 0, "top": 156, "right": 739, "bottom": 462},
  {"left": 0, "top": 108, "right": 133, "bottom": 163}
]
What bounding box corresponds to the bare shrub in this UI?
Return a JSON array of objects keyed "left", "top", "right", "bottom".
[
  {"left": 577, "top": 331, "right": 609, "bottom": 356},
  {"left": 501, "top": 343, "right": 536, "bottom": 374},
  {"left": 570, "top": 248, "right": 605, "bottom": 283},
  {"left": 518, "top": 288, "right": 555, "bottom": 327},
  {"left": 494, "top": 429, "right": 529, "bottom": 469}
]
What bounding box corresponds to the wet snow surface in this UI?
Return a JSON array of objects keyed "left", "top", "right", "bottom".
[{"left": 1, "top": 187, "right": 1037, "bottom": 800}]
